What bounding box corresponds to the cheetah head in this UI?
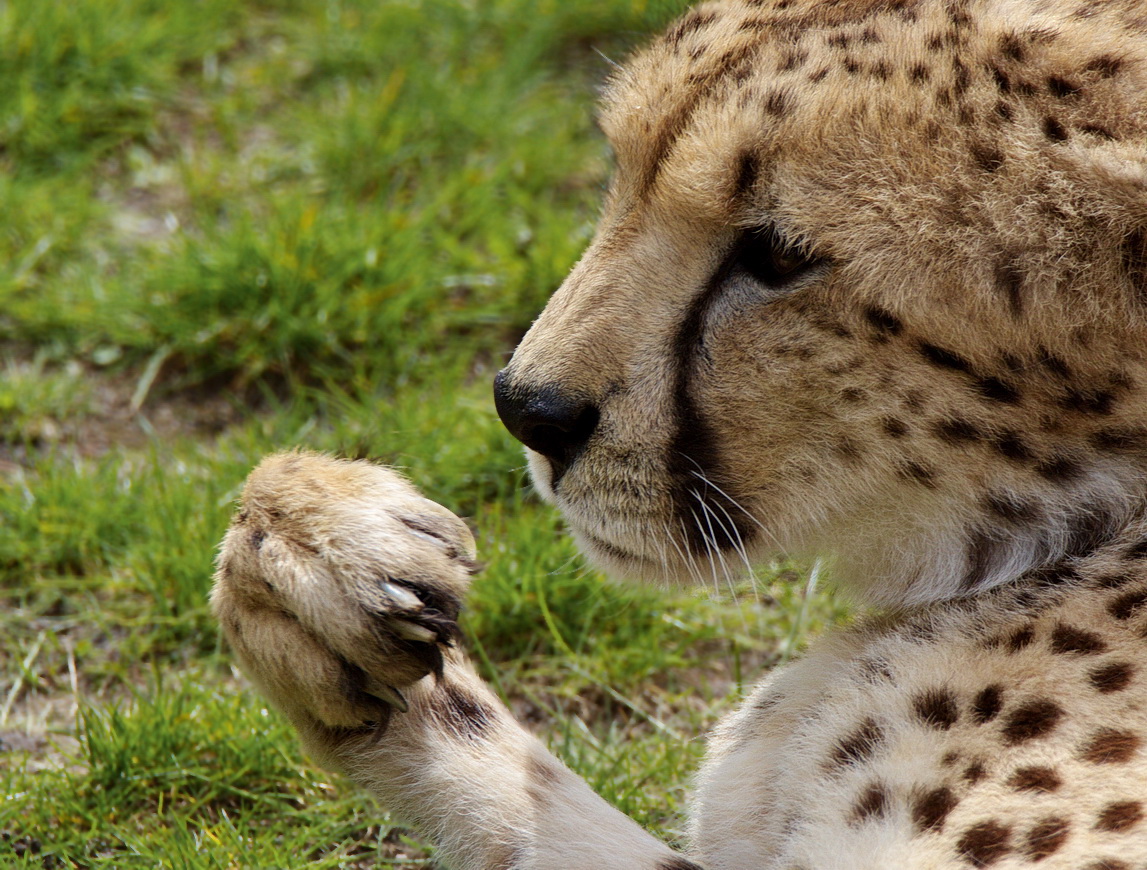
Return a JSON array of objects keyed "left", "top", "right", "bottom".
[{"left": 494, "top": 0, "right": 1147, "bottom": 606}]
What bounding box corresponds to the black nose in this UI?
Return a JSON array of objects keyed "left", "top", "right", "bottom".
[{"left": 493, "top": 370, "right": 599, "bottom": 475}]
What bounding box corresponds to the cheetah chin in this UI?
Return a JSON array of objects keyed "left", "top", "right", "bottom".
[{"left": 216, "top": 0, "right": 1147, "bottom": 867}]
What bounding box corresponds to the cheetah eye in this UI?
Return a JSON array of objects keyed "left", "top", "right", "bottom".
[{"left": 730, "top": 226, "right": 819, "bottom": 288}]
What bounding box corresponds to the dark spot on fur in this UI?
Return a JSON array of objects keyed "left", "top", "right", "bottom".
[
  {"left": 990, "top": 65, "right": 1011, "bottom": 92},
  {"left": 1089, "top": 662, "right": 1136, "bottom": 693},
  {"left": 881, "top": 417, "right": 909, "bottom": 438},
  {"left": 1083, "top": 861, "right": 1131, "bottom": 870},
  {"left": 664, "top": 9, "right": 716, "bottom": 46},
  {"left": 1047, "top": 76, "right": 1081, "bottom": 97},
  {"left": 1086, "top": 55, "right": 1124, "bottom": 77},
  {"left": 864, "top": 306, "right": 903, "bottom": 335},
  {"left": 971, "top": 685, "right": 1004, "bottom": 723},
  {"left": 1061, "top": 387, "right": 1117, "bottom": 416},
  {"left": 932, "top": 417, "right": 982, "bottom": 444},
  {"left": 1094, "top": 571, "right": 1138, "bottom": 589},
  {"left": 1000, "top": 33, "right": 1024, "bottom": 61},
  {"left": 432, "top": 682, "right": 498, "bottom": 742},
  {"left": 899, "top": 460, "right": 938, "bottom": 488},
  {"left": 1030, "top": 559, "right": 1081, "bottom": 587},
  {"left": 984, "top": 492, "right": 1040, "bottom": 524},
  {"left": 1002, "top": 699, "right": 1063, "bottom": 744},
  {"left": 1095, "top": 800, "right": 1144, "bottom": 833},
  {"left": 851, "top": 782, "right": 890, "bottom": 823},
  {"left": 1007, "top": 625, "right": 1035, "bottom": 651},
  {"left": 1064, "top": 505, "right": 1117, "bottom": 559},
  {"left": 1034, "top": 455, "right": 1084, "bottom": 484},
  {"left": 962, "top": 531, "right": 1005, "bottom": 590},
  {"left": 1080, "top": 123, "right": 1116, "bottom": 140},
  {"left": 957, "top": 820, "right": 1012, "bottom": 866},
  {"left": 486, "top": 844, "right": 525, "bottom": 870},
  {"left": 1042, "top": 116, "right": 1068, "bottom": 141},
  {"left": 992, "top": 256, "right": 1025, "bottom": 313},
  {"left": 809, "top": 66, "right": 830, "bottom": 83},
  {"left": 1091, "top": 428, "right": 1147, "bottom": 452},
  {"left": 1050, "top": 624, "right": 1107, "bottom": 655},
  {"left": 912, "top": 786, "right": 958, "bottom": 833},
  {"left": 920, "top": 342, "right": 973, "bottom": 373},
  {"left": 914, "top": 689, "right": 959, "bottom": 730},
  {"left": 829, "top": 718, "right": 884, "bottom": 769},
  {"left": 1024, "top": 817, "right": 1070, "bottom": 860},
  {"left": 990, "top": 431, "right": 1032, "bottom": 462},
  {"left": 1125, "top": 540, "right": 1147, "bottom": 560},
  {"left": 976, "top": 376, "right": 1020, "bottom": 403},
  {"left": 1080, "top": 729, "right": 1142, "bottom": 764},
  {"left": 1109, "top": 588, "right": 1147, "bottom": 620},
  {"left": 250, "top": 529, "right": 266, "bottom": 550},
  {"left": 779, "top": 50, "right": 808, "bottom": 72},
  {"left": 526, "top": 753, "right": 564, "bottom": 793},
  {"left": 1007, "top": 765, "right": 1061, "bottom": 793},
  {"left": 952, "top": 59, "right": 970, "bottom": 94},
  {"left": 963, "top": 761, "right": 987, "bottom": 784},
  {"left": 764, "top": 89, "right": 790, "bottom": 117},
  {"left": 995, "top": 101, "right": 1013, "bottom": 121},
  {"left": 911, "top": 63, "right": 930, "bottom": 82},
  {"left": 1036, "top": 351, "right": 1070, "bottom": 379}
]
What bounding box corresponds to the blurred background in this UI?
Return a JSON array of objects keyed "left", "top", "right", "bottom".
[{"left": 0, "top": 1, "right": 842, "bottom": 866}]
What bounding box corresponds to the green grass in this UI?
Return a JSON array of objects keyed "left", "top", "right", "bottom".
[{"left": 0, "top": 1, "right": 847, "bottom": 867}]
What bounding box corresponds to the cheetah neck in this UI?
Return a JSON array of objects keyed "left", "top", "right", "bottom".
[{"left": 822, "top": 471, "right": 1147, "bottom": 608}]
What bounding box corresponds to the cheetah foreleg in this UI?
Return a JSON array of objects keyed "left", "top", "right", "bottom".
[{"left": 211, "top": 452, "right": 701, "bottom": 870}]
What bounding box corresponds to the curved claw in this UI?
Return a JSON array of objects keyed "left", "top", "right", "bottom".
[
  {"left": 383, "top": 582, "right": 424, "bottom": 612},
  {"left": 392, "top": 618, "right": 438, "bottom": 644},
  {"left": 365, "top": 680, "right": 409, "bottom": 713}
]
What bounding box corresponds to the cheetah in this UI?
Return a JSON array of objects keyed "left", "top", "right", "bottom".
[{"left": 212, "top": 0, "right": 1147, "bottom": 867}]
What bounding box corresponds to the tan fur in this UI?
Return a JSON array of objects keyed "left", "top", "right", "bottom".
[{"left": 214, "top": 1, "right": 1147, "bottom": 867}]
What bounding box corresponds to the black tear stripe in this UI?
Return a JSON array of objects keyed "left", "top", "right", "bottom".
[{"left": 667, "top": 262, "right": 757, "bottom": 560}]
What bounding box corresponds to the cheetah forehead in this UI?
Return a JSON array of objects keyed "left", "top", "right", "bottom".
[{"left": 599, "top": 0, "right": 1147, "bottom": 228}]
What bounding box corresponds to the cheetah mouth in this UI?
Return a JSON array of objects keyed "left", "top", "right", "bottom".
[
  {"left": 577, "top": 528, "right": 654, "bottom": 564},
  {"left": 571, "top": 516, "right": 758, "bottom": 586}
]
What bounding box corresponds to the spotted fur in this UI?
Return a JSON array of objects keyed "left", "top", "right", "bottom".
[{"left": 215, "top": 0, "right": 1147, "bottom": 867}]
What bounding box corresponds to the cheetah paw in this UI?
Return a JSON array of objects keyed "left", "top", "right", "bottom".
[{"left": 211, "top": 451, "right": 477, "bottom": 731}]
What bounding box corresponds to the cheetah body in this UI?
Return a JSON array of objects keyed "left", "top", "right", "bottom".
[
  {"left": 214, "top": 0, "right": 1147, "bottom": 867},
  {"left": 696, "top": 549, "right": 1147, "bottom": 868}
]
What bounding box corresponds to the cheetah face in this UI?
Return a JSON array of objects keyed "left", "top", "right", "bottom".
[{"left": 495, "top": 0, "right": 1147, "bottom": 605}]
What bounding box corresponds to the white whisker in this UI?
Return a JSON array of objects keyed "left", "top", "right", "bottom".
[
  {"left": 663, "top": 521, "right": 703, "bottom": 585},
  {"left": 690, "top": 490, "right": 744, "bottom": 600},
  {"left": 694, "top": 488, "right": 756, "bottom": 580},
  {"left": 680, "top": 456, "right": 794, "bottom": 562}
]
